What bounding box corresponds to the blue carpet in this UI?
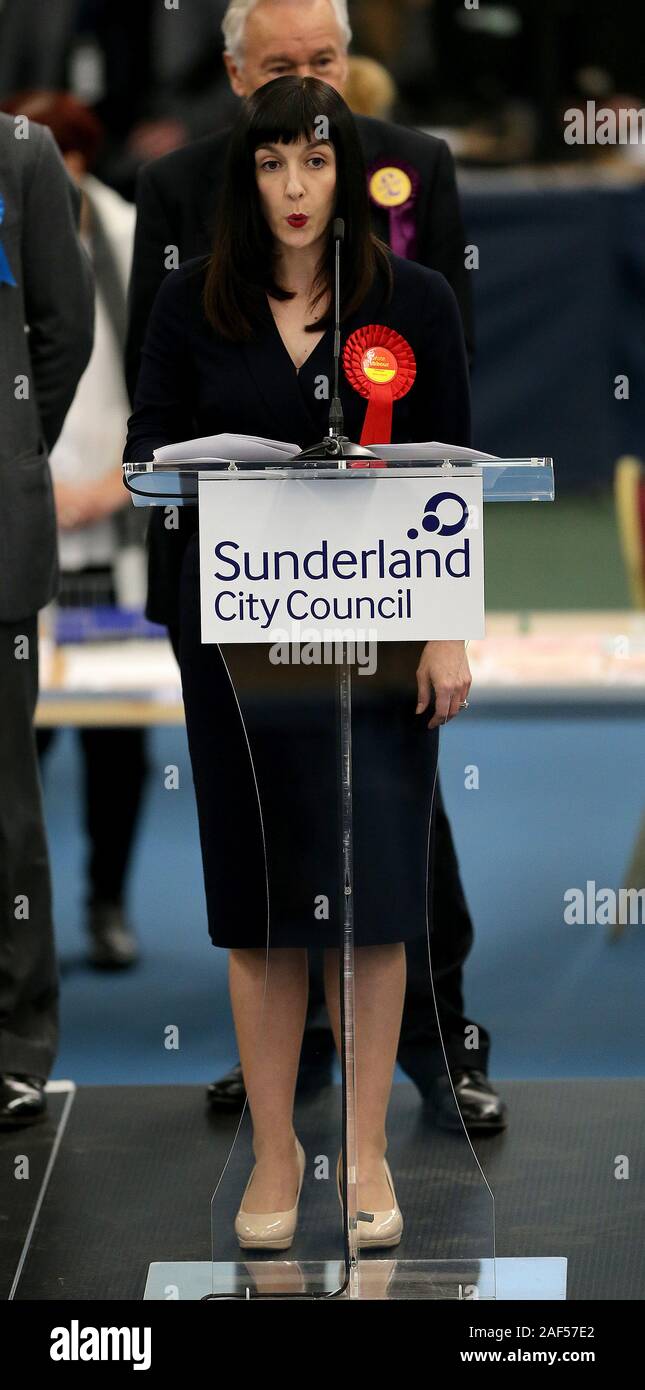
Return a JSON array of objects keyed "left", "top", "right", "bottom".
[
  {"left": 439, "top": 714, "right": 645, "bottom": 1079},
  {"left": 41, "top": 716, "right": 645, "bottom": 1086}
]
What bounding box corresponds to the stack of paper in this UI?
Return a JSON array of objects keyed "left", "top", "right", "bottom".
[
  {"left": 153, "top": 434, "right": 300, "bottom": 464},
  {"left": 152, "top": 433, "right": 498, "bottom": 464},
  {"left": 369, "top": 442, "right": 499, "bottom": 461}
]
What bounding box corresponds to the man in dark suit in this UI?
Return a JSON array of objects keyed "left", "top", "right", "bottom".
[
  {"left": 126, "top": 0, "right": 505, "bottom": 1133},
  {"left": 0, "top": 112, "right": 94, "bottom": 1127}
]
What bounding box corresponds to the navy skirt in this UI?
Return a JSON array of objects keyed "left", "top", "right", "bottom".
[{"left": 178, "top": 533, "right": 438, "bottom": 949}]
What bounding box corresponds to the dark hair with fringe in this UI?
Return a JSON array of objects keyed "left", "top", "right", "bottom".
[{"left": 203, "top": 76, "right": 392, "bottom": 339}]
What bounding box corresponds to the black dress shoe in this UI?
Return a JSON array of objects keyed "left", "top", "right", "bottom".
[
  {"left": 0, "top": 1074, "right": 47, "bottom": 1129},
  {"left": 429, "top": 1069, "right": 508, "bottom": 1134},
  {"left": 87, "top": 902, "right": 139, "bottom": 970},
  {"left": 206, "top": 1064, "right": 246, "bottom": 1112},
  {"left": 206, "top": 1049, "right": 334, "bottom": 1112}
]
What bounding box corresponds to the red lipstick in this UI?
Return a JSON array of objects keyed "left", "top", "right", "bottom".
[{"left": 287, "top": 214, "right": 309, "bottom": 228}]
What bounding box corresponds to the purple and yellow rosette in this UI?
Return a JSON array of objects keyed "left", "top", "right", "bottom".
[
  {"left": 367, "top": 160, "right": 421, "bottom": 261},
  {"left": 0, "top": 195, "right": 17, "bottom": 287}
]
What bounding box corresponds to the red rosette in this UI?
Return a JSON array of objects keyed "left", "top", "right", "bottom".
[{"left": 343, "top": 326, "right": 417, "bottom": 457}]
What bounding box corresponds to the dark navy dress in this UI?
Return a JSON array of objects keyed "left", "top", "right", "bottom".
[{"left": 125, "top": 252, "right": 471, "bottom": 948}]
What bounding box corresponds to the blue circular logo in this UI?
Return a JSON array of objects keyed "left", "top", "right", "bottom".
[{"left": 409, "top": 492, "right": 470, "bottom": 539}]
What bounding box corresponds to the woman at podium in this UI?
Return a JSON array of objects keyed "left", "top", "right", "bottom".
[{"left": 126, "top": 76, "right": 472, "bottom": 1252}]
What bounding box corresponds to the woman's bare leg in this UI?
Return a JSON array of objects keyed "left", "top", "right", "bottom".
[
  {"left": 229, "top": 946, "right": 308, "bottom": 1211},
  {"left": 323, "top": 943, "right": 406, "bottom": 1211}
]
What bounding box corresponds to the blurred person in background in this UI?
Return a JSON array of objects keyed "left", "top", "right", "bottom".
[
  {"left": 70, "top": 0, "right": 234, "bottom": 192},
  {"left": 350, "top": 0, "right": 412, "bottom": 66},
  {"left": 0, "top": 0, "right": 235, "bottom": 196},
  {"left": 416, "top": 0, "right": 645, "bottom": 164},
  {"left": 126, "top": 0, "right": 506, "bottom": 1136},
  {"left": 0, "top": 0, "right": 78, "bottom": 92},
  {"left": 1, "top": 91, "right": 149, "bottom": 971},
  {"left": 345, "top": 55, "right": 397, "bottom": 120},
  {"left": 350, "top": 0, "right": 435, "bottom": 124},
  {"left": 0, "top": 109, "right": 93, "bottom": 1127}
]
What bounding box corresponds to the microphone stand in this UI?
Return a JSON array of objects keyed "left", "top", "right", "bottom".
[
  {"left": 294, "top": 218, "right": 376, "bottom": 469},
  {"left": 293, "top": 217, "right": 367, "bottom": 1294}
]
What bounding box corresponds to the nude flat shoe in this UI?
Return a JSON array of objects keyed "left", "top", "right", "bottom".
[
  {"left": 235, "top": 1138, "right": 305, "bottom": 1250},
  {"left": 337, "top": 1153, "right": 403, "bottom": 1250}
]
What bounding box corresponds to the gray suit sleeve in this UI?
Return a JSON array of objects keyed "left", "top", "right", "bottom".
[{"left": 21, "top": 125, "right": 95, "bottom": 451}]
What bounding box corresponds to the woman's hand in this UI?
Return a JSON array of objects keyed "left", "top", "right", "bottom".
[{"left": 415, "top": 640, "right": 472, "bottom": 729}]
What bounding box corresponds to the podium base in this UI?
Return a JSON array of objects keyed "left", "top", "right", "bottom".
[{"left": 143, "top": 1258, "right": 567, "bottom": 1301}]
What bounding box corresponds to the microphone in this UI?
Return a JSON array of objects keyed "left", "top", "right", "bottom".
[
  {"left": 294, "top": 216, "right": 376, "bottom": 466},
  {"left": 329, "top": 217, "right": 346, "bottom": 438}
]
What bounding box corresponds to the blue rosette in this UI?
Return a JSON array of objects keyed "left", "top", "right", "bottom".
[{"left": 0, "top": 194, "right": 17, "bottom": 286}]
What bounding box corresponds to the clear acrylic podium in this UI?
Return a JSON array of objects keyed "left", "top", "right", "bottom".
[{"left": 126, "top": 454, "right": 558, "bottom": 1302}]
